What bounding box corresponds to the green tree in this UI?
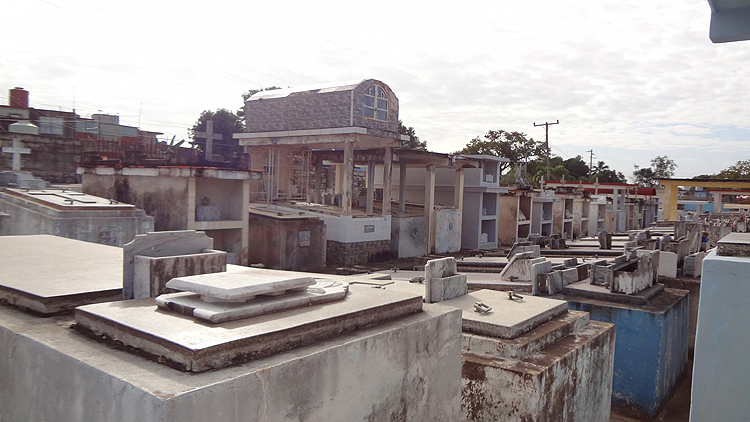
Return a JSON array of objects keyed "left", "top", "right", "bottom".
[
  {"left": 592, "top": 161, "right": 627, "bottom": 183},
  {"left": 190, "top": 109, "right": 245, "bottom": 159},
  {"left": 398, "top": 120, "right": 427, "bottom": 151},
  {"left": 562, "top": 155, "right": 590, "bottom": 180},
  {"left": 716, "top": 159, "right": 750, "bottom": 179},
  {"left": 632, "top": 155, "right": 677, "bottom": 187},
  {"left": 238, "top": 86, "right": 283, "bottom": 121},
  {"left": 456, "top": 130, "right": 546, "bottom": 175}
]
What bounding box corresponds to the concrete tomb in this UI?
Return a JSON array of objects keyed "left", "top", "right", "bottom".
[
  {"left": 1, "top": 237, "right": 463, "bottom": 420},
  {"left": 424, "top": 256, "right": 467, "bottom": 303},
  {"left": 0, "top": 187, "right": 153, "bottom": 246},
  {"left": 247, "top": 204, "right": 326, "bottom": 271},
  {"left": 444, "top": 290, "right": 616, "bottom": 422},
  {"left": 691, "top": 233, "right": 750, "bottom": 422},
  {"left": 552, "top": 250, "right": 690, "bottom": 419},
  {"left": 0, "top": 235, "right": 122, "bottom": 314},
  {"left": 76, "top": 274, "right": 416, "bottom": 373}
]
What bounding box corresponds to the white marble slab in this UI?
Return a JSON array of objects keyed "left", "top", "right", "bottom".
[
  {"left": 156, "top": 280, "right": 349, "bottom": 323},
  {"left": 166, "top": 267, "right": 316, "bottom": 301}
]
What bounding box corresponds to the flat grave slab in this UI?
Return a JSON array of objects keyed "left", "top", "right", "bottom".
[
  {"left": 157, "top": 279, "right": 348, "bottom": 323},
  {"left": 75, "top": 284, "right": 423, "bottom": 372},
  {"left": 166, "top": 266, "right": 316, "bottom": 301},
  {"left": 0, "top": 235, "right": 122, "bottom": 314},
  {"left": 717, "top": 232, "right": 750, "bottom": 257},
  {"left": 563, "top": 279, "right": 664, "bottom": 305},
  {"left": 441, "top": 289, "right": 567, "bottom": 339}
]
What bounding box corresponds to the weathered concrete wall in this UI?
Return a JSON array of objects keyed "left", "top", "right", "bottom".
[
  {"left": 0, "top": 190, "right": 153, "bottom": 246},
  {"left": 461, "top": 320, "right": 615, "bottom": 422},
  {"left": 497, "top": 195, "right": 518, "bottom": 246},
  {"left": 82, "top": 173, "right": 189, "bottom": 231},
  {"left": 0, "top": 304, "right": 462, "bottom": 422},
  {"left": 133, "top": 251, "right": 227, "bottom": 298},
  {"left": 247, "top": 214, "right": 326, "bottom": 271},
  {"left": 327, "top": 239, "right": 390, "bottom": 267},
  {"left": 434, "top": 207, "right": 461, "bottom": 254},
  {"left": 565, "top": 289, "right": 690, "bottom": 419},
  {"left": 390, "top": 215, "right": 428, "bottom": 258},
  {"left": 0, "top": 134, "right": 82, "bottom": 184},
  {"left": 691, "top": 250, "right": 750, "bottom": 422}
]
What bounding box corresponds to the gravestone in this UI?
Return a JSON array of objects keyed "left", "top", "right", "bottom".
[
  {"left": 122, "top": 231, "right": 215, "bottom": 299},
  {"left": 2, "top": 138, "right": 30, "bottom": 172},
  {"left": 424, "top": 257, "right": 467, "bottom": 303},
  {"left": 194, "top": 120, "right": 223, "bottom": 160}
]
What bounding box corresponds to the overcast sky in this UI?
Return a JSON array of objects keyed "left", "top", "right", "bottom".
[{"left": 2, "top": 0, "right": 748, "bottom": 179}]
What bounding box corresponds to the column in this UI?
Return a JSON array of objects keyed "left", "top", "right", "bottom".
[
  {"left": 315, "top": 159, "right": 323, "bottom": 204},
  {"left": 342, "top": 141, "right": 353, "bottom": 215},
  {"left": 713, "top": 191, "right": 722, "bottom": 214},
  {"left": 382, "top": 146, "right": 392, "bottom": 216},
  {"left": 366, "top": 160, "right": 375, "bottom": 214},
  {"left": 425, "top": 165, "right": 436, "bottom": 254},
  {"left": 663, "top": 183, "right": 679, "bottom": 221},
  {"left": 453, "top": 168, "right": 465, "bottom": 211},
  {"left": 399, "top": 161, "right": 407, "bottom": 213}
]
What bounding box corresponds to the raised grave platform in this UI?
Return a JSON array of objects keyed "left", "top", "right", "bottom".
[
  {"left": 442, "top": 289, "right": 615, "bottom": 422},
  {"left": 75, "top": 284, "right": 423, "bottom": 372},
  {"left": 0, "top": 235, "right": 122, "bottom": 314},
  {"left": 552, "top": 287, "right": 689, "bottom": 419}
]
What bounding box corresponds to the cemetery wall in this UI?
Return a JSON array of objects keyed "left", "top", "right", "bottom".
[
  {"left": 82, "top": 173, "right": 189, "bottom": 231},
  {"left": 0, "top": 134, "right": 82, "bottom": 184},
  {"left": 327, "top": 239, "right": 390, "bottom": 267}
]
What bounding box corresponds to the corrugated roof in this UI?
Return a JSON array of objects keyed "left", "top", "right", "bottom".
[{"left": 248, "top": 80, "right": 366, "bottom": 101}]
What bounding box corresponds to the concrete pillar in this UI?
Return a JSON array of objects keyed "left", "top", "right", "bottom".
[
  {"left": 315, "top": 159, "right": 323, "bottom": 204},
  {"left": 454, "top": 168, "right": 464, "bottom": 211},
  {"left": 382, "top": 146, "right": 392, "bottom": 216},
  {"left": 342, "top": 141, "right": 353, "bottom": 215},
  {"left": 366, "top": 160, "right": 375, "bottom": 214},
  {"left": 241, "top": 179, "right": 250, "bottom": 266},
  {"left": 663, "top": 183, "right": 679, "bottom": 221},
  {"left": 399, "top": 161, "right": 407, "bottom": 213},
  {"left": 425, "top": 165, "right": 436, "bottom": 254},
  {"left": 713, "top": 191, "right": 722, "bottom": 214}
]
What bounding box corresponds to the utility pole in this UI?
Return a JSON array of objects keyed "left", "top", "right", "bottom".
[
  {"left": 587, "top": 149, "right": 594, "bottom": 178},
  {"left": 533, "top": 120, "right": 559, "bottom": 180}
]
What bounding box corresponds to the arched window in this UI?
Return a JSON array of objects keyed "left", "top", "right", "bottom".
[{"left": 363, "top": 85, "right": 387, "bottom": 121}]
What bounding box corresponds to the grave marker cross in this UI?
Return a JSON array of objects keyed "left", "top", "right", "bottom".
[
  {"left": 2, "top": 138, "right": 31, "bottom": 172},
  {"left": 194, "top": 120, "right": 223, "bottom": 160}
]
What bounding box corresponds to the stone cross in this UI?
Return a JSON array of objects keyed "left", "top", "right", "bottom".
[
  {"left": 2, "top": 138, "right": 31, "bottom": 171},
  {"left": 194, "top": 120, "right": 222, "bottom": 160}
]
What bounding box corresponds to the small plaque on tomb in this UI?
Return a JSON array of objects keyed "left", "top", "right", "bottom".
[{"left": 442, "top": 289, "right": 567, "bottom": 339}]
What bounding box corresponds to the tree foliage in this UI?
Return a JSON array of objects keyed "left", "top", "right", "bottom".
[
  {"left": 456, "top": 130, "right": 546, "bottom": 175},
  {"left": 632, "top": 155, "right": 677, "bottom": 187},
  {"left": 190, "top": 108, "right": 245, "bottom": 158},
  {"left": 715, "top": 159, "right": 750, "bottom": 179},
  {"left": 237, "top": 86, "right": 283, "bottom": 121},
  {"left": 398, "top": 120, "right": 427, "bottom": 151}
]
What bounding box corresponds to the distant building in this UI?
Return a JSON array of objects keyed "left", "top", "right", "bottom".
[{"left": 0, "top": 87, "right": 162, "bottom": 183}]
